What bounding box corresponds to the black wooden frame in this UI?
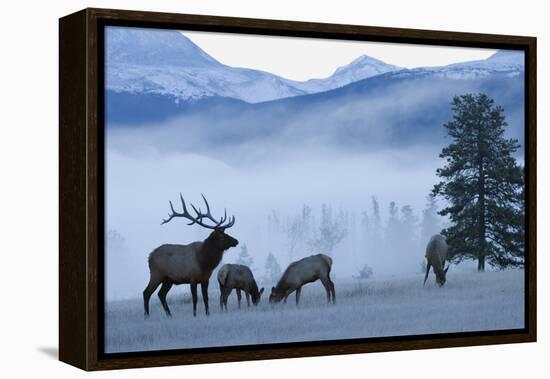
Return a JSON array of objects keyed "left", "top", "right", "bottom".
[{"left": 59, "top": 7, "right": 537, "bottom": 371}]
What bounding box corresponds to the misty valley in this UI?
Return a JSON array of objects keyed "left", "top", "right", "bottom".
[{"left": 104, "top": 26, "right": 526, "bottom": 353}]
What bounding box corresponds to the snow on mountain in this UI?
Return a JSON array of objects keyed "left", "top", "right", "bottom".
[
  {"left": 389, "top": 50, "right": 524, "bottom": 81},
  {"left": 106, "top": 26, "right": 400, "bottom": 103},
  {"left": 295, "top": 55, "right": 401, "bottom": 93}
]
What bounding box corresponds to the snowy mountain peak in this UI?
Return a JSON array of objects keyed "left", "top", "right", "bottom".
[
  {"left": 106, "top": 27, "right": 522, "bottom": 104},
  {"left": 105, "top": 27, "right": 401, "bottom": 103},
  {"left": 294, "top": 54, "right": 400, "bottom": 93},
  {"left": 337, "top": 54, "right": 398, "bottom": 72},
  {"left": 106, "top": 27, "right": 219, "bottom": 67},
  {"left": 487, "top": 50, "right": 524, "bottom": 65}
]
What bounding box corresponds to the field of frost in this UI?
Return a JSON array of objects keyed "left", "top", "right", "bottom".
[{"left": 105, "top": 269, "right": 524, "bottom": 353}]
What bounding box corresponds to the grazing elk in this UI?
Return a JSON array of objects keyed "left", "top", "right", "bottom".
[
  {"left": 143, "top": 194, "right": 238, "bottom": 317},
  {"left": 269, "top": 254, "right": 335, "bottom": 306},
  {"left": 217, "top": 264, "right": 264, "bottom": 310},
  {"left": 423, "top": 234, "right": 450, "bottom": 287}
]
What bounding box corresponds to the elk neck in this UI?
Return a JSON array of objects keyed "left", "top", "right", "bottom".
[
  {"left": 249, "top": 280, "right": 260, "bottom": 296},
  {"left": 197, "top": 236, "right": 225, "bottom": 271},
  {"left": 274, "top": 275, "right": 289, "bottom": 293}
]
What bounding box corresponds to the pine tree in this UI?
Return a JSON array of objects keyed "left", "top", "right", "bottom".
[
  {"left": 264, "top": 252, "right": 282, "bottom": 283},
  {"left": 370, "top": 196, "right": 382, "bottom": 246},
  {"left": 420, "top": 194, "right": 441, "bottom": 246},
  {"left": 433, "top": 94, "right": 524, "bottom": 271},
  {"left": 236, "top": 244, "right": 254, "bottom": 268},
  {"left": 371, "top": 196, "right": 381, "bottom": 237},
  {"left": 400, "top": 205, "right": 418, "bottom": 247}
]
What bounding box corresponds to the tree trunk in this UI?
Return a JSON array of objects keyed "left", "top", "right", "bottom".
[
  {"left": 477, "top": 255, "right": 485, "bottom": 272},
  {"left": 477, "top": 129, "right": 487, "bottom": 273}
]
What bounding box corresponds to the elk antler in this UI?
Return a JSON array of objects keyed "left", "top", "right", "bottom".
[{"left": 161, "top": 194, "right": 235, "bottom": 230}]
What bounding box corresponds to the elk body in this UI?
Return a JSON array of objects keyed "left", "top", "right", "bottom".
[
  {"left": 143, "top": 194, "right": 238, "bottom": 317},
  {"left": 217, "top": 264, "right": 264, "bottom": 310},
  {"left": 269, "top": 254, "right": 335, "bottom": 306},
  {"left": 423, "top": 234, "right": 449, "bottom": 287}
]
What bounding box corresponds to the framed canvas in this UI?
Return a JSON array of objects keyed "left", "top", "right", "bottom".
[{"left": 59, "top": 8, "right": 537, "bottom": 371}]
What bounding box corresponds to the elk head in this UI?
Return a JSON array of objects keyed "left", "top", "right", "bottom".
[
  {"left": 435, "top": 265, "right": 450, "bottom": 287},
  {"left": 251, "top": 287, "right": 265, "bottom": 305},
  {"left": 161, "top": 194, "right": 238, "bottom": 251},
  {"left": 269, "top": 287, "right": 284, "bottom": 304}
]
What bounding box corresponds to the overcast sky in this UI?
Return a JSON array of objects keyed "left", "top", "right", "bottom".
[{"left": 182, "top": 31, "right": 497, "bottom": 81}]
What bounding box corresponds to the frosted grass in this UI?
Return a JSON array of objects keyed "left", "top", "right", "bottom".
[{"left": 105, "top": 269, "right": 524, "bottom": 353}]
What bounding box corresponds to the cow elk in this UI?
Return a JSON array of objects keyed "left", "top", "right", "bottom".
[
  {"left": 143, "top": 194, "right": 238, "bottom": 317},
  {"left": 269, "top": 254, "right": 335, "bottom": 306},
  {"left": 217, "top": 264, "right": 264, "bottom": 310},
  {"left": 423, "top": 234, "right": 449, "bottom": 287}
]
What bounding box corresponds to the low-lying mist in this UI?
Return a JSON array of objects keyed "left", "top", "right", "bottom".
[{"left": 105, "top": 122, "right": 450, "bottom": 300}]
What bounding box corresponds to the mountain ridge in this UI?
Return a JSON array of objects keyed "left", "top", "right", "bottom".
[{"left": 106, "top": 26, "right": 401, "bottom": 103}]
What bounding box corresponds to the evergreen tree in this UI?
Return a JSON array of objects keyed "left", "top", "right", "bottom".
[
  {"left": 264, "top": 252, "right": 282, "bottom": 283},
  {"left": 420, "top": 194, "right": 441, "bottom": 245},
  {"left": 433, "top": 94, "right": 524, "bottom": 271},
  {"left": 236, "top": 244, "right": 254, "bottom": 268},
  {"left": 368, "top": 196, "right": 383, "bottom": 252},
  {"left": 371, "top": 196, "right": 382, "bottom": 240},
  {"left": 400, "top": 205, "right": 418, "bottom": 247}
]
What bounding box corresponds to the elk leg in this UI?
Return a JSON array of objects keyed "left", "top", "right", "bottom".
[
  {"left": 190, "top": 283, "right": 198, "bottom": 317},
  {"left": 245, "top": 292, "right": 250, "bottom": 307},
  {"left": 320, "top": 276, "right": 332, "bottom": 304},
  {"left": 143, "top": 273, "right": 163, "bottom": 317},
  {"left": 295, "top": 287, "right": 302, "bottom": 306},
  {"left": 201, "top": 281, "right": 210, "bottom": 316},
  {"left": 236, "top": 289, "right": 242, "bottom": 309},
  {"left": 223, "top": 288, "right": 232, "bottom": 311},
  {"left": 219, "top": 285, "right": 224, "bottom": 311},
  {"left": 158, "top": 279, "right": 173, "bottom": 317},
  {"left": 423, "top": 262, "right": 432, "bottom": 286},
  {"left": 326, "top": 273, "right": 336, "bottom": 304}
]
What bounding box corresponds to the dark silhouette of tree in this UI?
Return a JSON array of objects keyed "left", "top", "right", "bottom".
[
  {"left": 433, "top": 94, "right": 524, "bottom": 271},
  {"left": 420, "top": 194, "right": 441, "bottom": 246}
]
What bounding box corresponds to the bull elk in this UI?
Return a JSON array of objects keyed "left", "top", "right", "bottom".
[
  {"left": 217, "top": 264, "right": 264, "bottom": 310},
  {"left": 143, "top": 194, "right": 238, "bottom": 317},
  {"left": 423, "top": 234, "right": 449, "bottom": 287},
  {"left": 269, "top": 254, "right": 335, "bottom": 306}
]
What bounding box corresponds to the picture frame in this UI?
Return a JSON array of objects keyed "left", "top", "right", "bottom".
[{"left": 59, "top": 7, "right": 537, "bottom": 371}]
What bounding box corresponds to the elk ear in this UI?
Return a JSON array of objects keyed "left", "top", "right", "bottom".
[{"left": 259, "top": 288, "right": 264, "bottom": 296}]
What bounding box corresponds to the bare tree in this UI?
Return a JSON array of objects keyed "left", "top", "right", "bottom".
[{"left": 309, "top": 204, "right": 348, "bottom": 256}]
